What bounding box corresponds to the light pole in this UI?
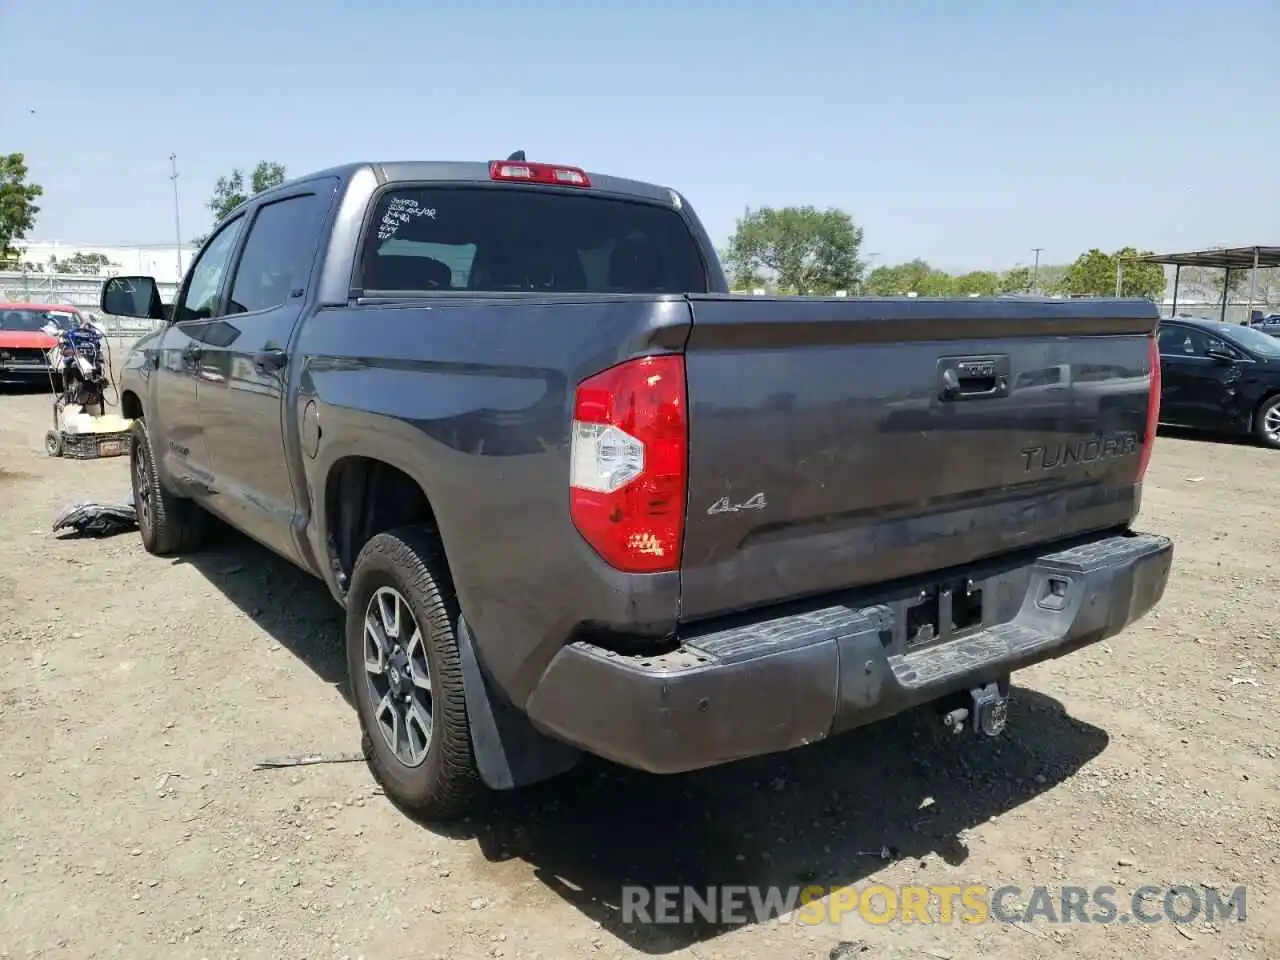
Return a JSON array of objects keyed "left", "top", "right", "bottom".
[
  {"left": 169, "top": 154, "right": 183, "bottom": 282},
  {"left": 1031, "top": 247, "right": 1043, "bottom": 295}
]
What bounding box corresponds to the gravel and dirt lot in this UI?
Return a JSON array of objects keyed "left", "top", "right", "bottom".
[{"left": 1, "top": 370, "right": 1277, "bottom": 960}]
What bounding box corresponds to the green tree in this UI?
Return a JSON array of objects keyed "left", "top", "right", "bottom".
[
  {"left": 724, "top": 206, "right": 864, "bottom": 295},
  {"left": 863, "top": 259, "right": 953, "bottom": 296},
  {"left": 1059, "top": 249, "right": 1113, "bottom": 296},
  {"left": 1035, "top": 264, "right": 1069, "bottom": 295},
  {"left": 1061, "top": 247, "right": 1166, "bottom": 300},
  {"left": 195, "top": 161, "right": 288, "bottom": 245},
  {"left": 997, "top": 266, "right": 1032, "bottom": 294},
  {"left": 52, "top": 251, "right": 118, "bottom": 275},
  {"left": 951, "top": 270, "right": 1000, "bottom": 296},
  {"left": 1111, "top": 247, "right": 1167, "bottom": 300},
  {"left": 718, "top": 246, "right": 766, "bottom": 290},
  {"left": 0, "top": 153, "right": 43, "bottom": 264},
  {"left": 861, "top": 265, "right": 896, "bottom": 294}
]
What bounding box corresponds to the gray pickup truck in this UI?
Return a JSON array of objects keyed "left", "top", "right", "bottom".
[{"left": 102, "top": 156, "right": 1174, "bottom": 821}]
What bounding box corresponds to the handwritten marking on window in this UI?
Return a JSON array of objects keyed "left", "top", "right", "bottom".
[{"left": 377, "top": 197, "right": 437, "bottom": 241}]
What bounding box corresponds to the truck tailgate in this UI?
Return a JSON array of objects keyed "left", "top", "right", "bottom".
[{"left": 679, "top": 295, "right": 1159, "bottom": 621}]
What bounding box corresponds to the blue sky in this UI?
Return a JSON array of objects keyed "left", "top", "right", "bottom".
[{"left": 3, "top": 0, "right": 1276, "bottom": 271}]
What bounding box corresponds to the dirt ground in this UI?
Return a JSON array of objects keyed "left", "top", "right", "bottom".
[{"left": 1, "top": 368, "right": 1277, "bottom": 960}]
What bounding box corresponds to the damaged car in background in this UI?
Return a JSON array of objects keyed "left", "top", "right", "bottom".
[{"left": 0, "top": 302, "right": 75, "bottom": 386}]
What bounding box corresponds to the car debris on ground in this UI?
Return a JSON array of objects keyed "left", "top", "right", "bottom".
[{"left": 51, "top": 492, "right": 137, "bottom": 537}]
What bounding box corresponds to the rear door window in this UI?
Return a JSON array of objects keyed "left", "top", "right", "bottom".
[
  {"left": 1159, "top": 325, "right": 1204, "bottom": 356},
  {"left": 359, "top": 186, "right": 708, "bottom": 294},
  {"left": 228, "top": 192, "right": 329, "bottom": 315}
]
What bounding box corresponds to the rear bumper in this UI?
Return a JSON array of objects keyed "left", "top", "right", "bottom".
[{"left": 524, "top": 531, "right": 1173, "bottom": 774}]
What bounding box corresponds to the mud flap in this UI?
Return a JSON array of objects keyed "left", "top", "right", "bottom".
[{"left": 455, "top": 616, "right": 582, "bottom": 790}]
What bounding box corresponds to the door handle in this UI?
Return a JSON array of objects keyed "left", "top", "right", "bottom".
[
  {"left": 937, "top": 355, "right": 1011, "bottom": 402},
  {"left": 254, "top": 348, "right": 288, "bottom": 373}
]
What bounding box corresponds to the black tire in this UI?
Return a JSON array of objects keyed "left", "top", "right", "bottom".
[
  {"left": 345, "top": 526, "right": 484, "bottom": 822},
  {"left": 1254, "top": 395, "right": 1280, "bottom": 450},
  {"left": 44, "top": 430, "right": 62, "bottom": 457},
  {"left": 130, "top": 418, "right": 207, "bottom": 555}
]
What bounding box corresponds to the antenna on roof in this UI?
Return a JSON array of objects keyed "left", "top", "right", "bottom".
[{"left": 506, "top": 150, "right": 526, "bottom": 162}]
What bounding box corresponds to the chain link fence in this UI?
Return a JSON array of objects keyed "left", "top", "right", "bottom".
[{"left": 0, "top": 267, "right": 175, "bottom": 339}]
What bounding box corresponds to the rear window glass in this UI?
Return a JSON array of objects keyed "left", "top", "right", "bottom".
[{"left": 359, "top": 186, "right": 708, "bottom": 294}]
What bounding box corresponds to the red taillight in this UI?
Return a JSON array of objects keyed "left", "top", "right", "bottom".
[
  {"left": 569, "top": 355, "right": 687, "bottom": 573},
  {"left": 1137, "top": 335, "right": 1161, "bottom": 481},
  {"left": 489, "top": 160, "right": 591, "bottom": 188}
]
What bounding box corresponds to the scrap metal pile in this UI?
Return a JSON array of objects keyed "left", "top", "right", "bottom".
[
  {"left": 44, "top": 320, "right": 133, "bottom": 460},
  {"left": 54, "top": 323, "right": 111, "bottom": 412}
]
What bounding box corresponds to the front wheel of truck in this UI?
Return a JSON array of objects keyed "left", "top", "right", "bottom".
[
  {"left": 346, "top": 527, "right": 484, "bottom": 822},
  {"left": 130, "top": 419, "right": 207, "bottom": 556}
]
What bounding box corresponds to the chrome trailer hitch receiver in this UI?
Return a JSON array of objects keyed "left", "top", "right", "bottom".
[{"left": 941, "top": 681, "right": 1010, "bottom": 737}]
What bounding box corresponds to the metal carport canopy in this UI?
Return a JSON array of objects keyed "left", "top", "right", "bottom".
[{"left": 1117, "top": 245, "right": 1280, "bottom": 322}]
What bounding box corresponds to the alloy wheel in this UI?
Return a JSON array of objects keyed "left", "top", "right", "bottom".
[
  {"left": 363, "top": 586, "right": 434, "bottom": 767},
  {"left": 132, "top": 443, "right": 152, "bottom": 536},
  {"left": 1263, "top": 404, "right": 1280, "bottom": 445}
]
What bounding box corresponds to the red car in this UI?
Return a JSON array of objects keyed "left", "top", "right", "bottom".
[{"left": 0, "top": 302, "right": 84, "bottom": 385}]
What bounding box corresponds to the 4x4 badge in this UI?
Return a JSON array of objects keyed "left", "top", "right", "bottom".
[{"left": 707, "top": 493, "right": 767, "bottom": 516}]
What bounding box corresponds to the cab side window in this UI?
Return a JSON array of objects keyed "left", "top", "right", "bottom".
[
  {"left": 177, "top": 216, "right": 245, "bottom": 323},
  {"left": 1158, "top": 326, "right": 1221, "bottom": 358},
  {"left": 1208, "top": 337, "right": 1244, "bottom": 360},
  {"left": 1159, "top": 326, "right": 1192, "bottom": 355},
  {"left": 227, "top": 193, "right": 328, "bottom": 315}
]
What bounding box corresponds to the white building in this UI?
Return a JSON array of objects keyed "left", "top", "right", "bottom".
[{"left": 10, "top": 240, "right": 195, "bottom": 284}]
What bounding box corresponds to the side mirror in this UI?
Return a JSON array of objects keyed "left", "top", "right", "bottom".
[
  {"left": 1205, "top": 348, "right": 1235, "bottom": 364},
  {"left": 101, "top": 276, "right": 164, "bottom": 321}
]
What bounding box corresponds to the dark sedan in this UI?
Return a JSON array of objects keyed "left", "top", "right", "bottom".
[
  {"left": 1248, "top": 314, "right": 1280, "bottom": 337},
  {"left": 1157, "top": 316, "right": 1280, "bottom": 448}
]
